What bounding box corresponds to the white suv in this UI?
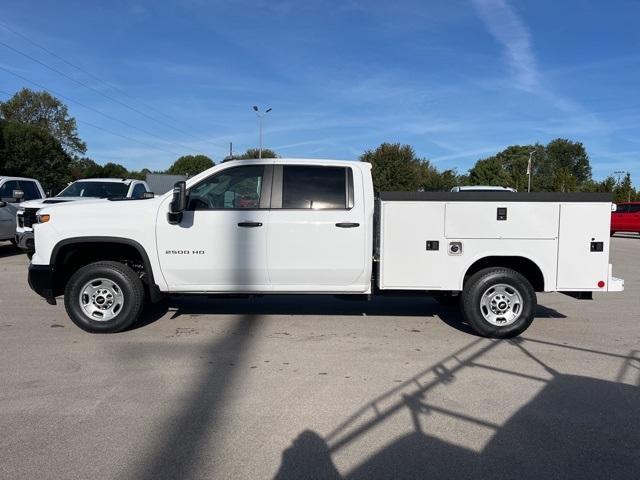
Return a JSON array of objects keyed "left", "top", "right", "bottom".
[
  {"left": 0, "top": 176, "right": 46, "bottom": 245},
  {"left": 16, "top": 178, "right": 150, "bottom": 252}
]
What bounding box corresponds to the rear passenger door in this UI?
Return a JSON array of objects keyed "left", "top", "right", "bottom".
[{"left": 267, "top": 164, "right": 367, "bottom": 289}]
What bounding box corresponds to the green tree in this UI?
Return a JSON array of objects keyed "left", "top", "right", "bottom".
[
  {"left": 468, "top": 156, "right": 513, "bottom": 186},
  {"left": 233, "top": 148, "right": 278, "bottom": 160},
  {"left": 539, "top": 139, "right": 591, "bottom": 190},
  {"left": 0, "top": 88, "right": 86, "bottom": 154},
  {"left": 583, "top": 176, "right": 616, "bottom": 194},
  {"left": 101, "top": 162, "right": 129, "bottom": 178},
  {"left": 614, "top": 173, "right": 635, "bottom": 203},
  {"left": 467, "top": 144, "right": 545, "bottom": 191},
  {"left": 167, "top": 154, "right": 214, "bottom": 176},
  {"left": 69, "top": 157, "right": 103, "bottom": 179},
  {"left": 361, "top": 143, "right": 428, "bottom": 191},
  {"left": 0, "top": 120, "right": 71, "bottom": 191}
]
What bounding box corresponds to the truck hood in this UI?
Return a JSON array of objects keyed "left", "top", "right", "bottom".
[
  {"left": 38, "top": 196, "right": 162, "bottom": 216},
  {"left": 20, "top": 197, "right": 106, "bottom": 209}
]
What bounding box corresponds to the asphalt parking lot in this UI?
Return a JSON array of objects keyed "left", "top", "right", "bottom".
[{"left": 0, "top": 237, "right": 638, "bottom": 479}]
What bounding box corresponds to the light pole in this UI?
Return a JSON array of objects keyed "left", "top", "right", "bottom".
[
  {"left": 527, "top": 150, "right": 535, "bottom": 192},
  {"left": 252, "top": 105, "right": 272, "bottom": 159}
]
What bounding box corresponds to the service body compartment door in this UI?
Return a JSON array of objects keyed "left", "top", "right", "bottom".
[
  {"left": 556, "top": 203, "right": 610, "bottom": 290},
  {"left": 445, "top": 202, "right": 559, "bottom": 239},
  {"left": 379, "top": 202, "right": 447, "bottom": 289}
]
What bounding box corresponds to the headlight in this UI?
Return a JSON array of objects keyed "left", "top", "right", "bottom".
[{"left": 37, "top": 214, "right": 51, "bottom": 223}]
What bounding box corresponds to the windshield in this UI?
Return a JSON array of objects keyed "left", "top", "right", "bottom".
[{"left": 58, "top": 181, "right": 129, "bottom": 198}]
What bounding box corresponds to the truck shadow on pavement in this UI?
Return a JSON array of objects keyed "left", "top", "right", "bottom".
[
  {"left": 134, "top": 295, "right": 566, "bottom": 335},
  {"left": 274, "top": 339, "right": 640, "bottom": 480},
  {"left": 0, "top": 242, "right": 23, "bottom": 258}
]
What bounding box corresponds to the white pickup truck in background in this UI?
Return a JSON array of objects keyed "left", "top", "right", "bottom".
[
  {"left": 27, "top": 159, "right": 623, "bottom": 337},
  {"left": 0, "top": 176, "right": 46, "bottom": 244},
  {"left": 16, "top": 178, "right": 151, "bottom": 253}
]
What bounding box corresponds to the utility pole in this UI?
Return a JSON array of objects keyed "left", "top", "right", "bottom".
[
  {"left": 527, "top": 150, "right": 535, "bottom": 192},
  {"left": 229, "top": 142, "right": 233, "bottom": 160},
  {"left": 252, "top": 106, "right": 272, "bottom": 159}
]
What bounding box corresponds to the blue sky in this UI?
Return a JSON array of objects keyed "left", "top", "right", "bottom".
[{"left": 1, "top": 0, "right": 639, "bottom": 183}]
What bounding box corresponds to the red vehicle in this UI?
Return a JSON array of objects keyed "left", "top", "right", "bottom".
[{"left": 611, "top": 202, "right": 640, "bottom": 235}]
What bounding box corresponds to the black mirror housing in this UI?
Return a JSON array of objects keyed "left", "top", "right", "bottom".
[
  {"left": 142, "top": 192, "right": 155, "bottom": 199},
  {"left": 0, "top": 200, "right": 6, "bottom": 208},
  {"left": 168, "top": 181, "right": 187, "bottom": 224},
  {"left": 12, "top": 189, "right": 24, "bottom": 201}
]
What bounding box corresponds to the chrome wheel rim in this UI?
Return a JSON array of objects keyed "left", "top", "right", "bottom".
[
  {"left": 479, "top": 283, "right": 523, "bottom": 326},
  {"left": 79, "top": 278, "right": 124, "bottom": 321}
]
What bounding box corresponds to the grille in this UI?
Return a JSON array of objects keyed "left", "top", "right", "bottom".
[{"left": 22, "top": 208, "right": 39, "bottom": 228}]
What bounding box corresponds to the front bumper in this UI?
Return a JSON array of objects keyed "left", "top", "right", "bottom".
[
  {"left": 28, "top": 264, "right": 56, "bottom": 305},
  {"left": 16, "top": 231, "right": 34, "bottom": 251}
]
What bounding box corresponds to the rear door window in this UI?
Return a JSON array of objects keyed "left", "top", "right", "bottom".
[{"left": 282, "top": 166, "right": 350, "bottom": 209}]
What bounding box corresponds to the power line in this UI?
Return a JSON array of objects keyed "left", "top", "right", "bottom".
[
  {"left": 0, "top": 20, "right": 226, "bottom": 150},
  {"left": 0, "top": 40, "right": 204, "bottom": 153},
  {"left": 1, "top": 86, "right": 178, "bottom": 156},
  {"left": 76, "top": 119, "right": 182, "bottom": 157},
  {"left": 0, "top": 20, "right": 179, "bottom": 123},
  {"left": 0, "top": 38, "right": 213, "bottom": 145},
  {"left": 0, "top": 64, "right": 192, "bottom": 156}
]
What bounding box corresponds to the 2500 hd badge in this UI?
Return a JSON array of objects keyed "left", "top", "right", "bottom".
[{"left": 165, "top": 250, "right": 205, "bottom": 255}]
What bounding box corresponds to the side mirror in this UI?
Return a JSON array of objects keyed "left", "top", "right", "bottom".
[
  {"left": 168, "top": 181, "right": 187, "bottom": 225},
  {"left": 0, "top": 201, "right": 6, "bottom": 208},
  {"left": 12, "top": 189, "right": 24, "bottom": 202},
  {"left": 142, "top": 192, "right": 155, "bottom": 199}
]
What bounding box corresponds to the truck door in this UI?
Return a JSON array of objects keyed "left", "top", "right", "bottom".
[
  {"left": 266, "top": 165, "right": 367, "bottom": 289},
  {"left": 156, "top": 164, "right": 272, "bottom": 290},
  {"left": 0, "top": 180, "right": 20, "bottom": 240}
]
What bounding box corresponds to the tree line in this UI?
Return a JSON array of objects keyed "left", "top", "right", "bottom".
[{"left": 0, "top": 88, "right": 637, "bottom": 203}]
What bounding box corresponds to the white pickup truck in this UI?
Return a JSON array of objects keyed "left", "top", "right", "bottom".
[
  {"left": 16, "top": 178, "right": 151, "bottom": 252},
  {"left": 27, "top": 159, "right": 623, "bottom": 337},
  {"left": 0, "top": 176, "right": 46, "bottom": 244}
]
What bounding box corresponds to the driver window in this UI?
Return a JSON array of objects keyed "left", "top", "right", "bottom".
[{"left": 188, "top": 165, "right": 265, "bottom": 210}]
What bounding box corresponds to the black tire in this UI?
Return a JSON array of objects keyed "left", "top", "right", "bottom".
[
  {"left": 64, "top": 261, "right": 145, "bottom": 333},
  {"left": 461, "top": 267, "right": 536, "bottom": 338}
]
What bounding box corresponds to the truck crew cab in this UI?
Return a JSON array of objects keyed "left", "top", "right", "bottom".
[{"left": 27, "top": 159, "right": 623, "bottom": 338}]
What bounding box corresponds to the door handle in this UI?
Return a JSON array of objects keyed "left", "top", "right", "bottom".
[
  {"left": 237, "top": 222, "right": 263, "bottom": 227},
  {"left": 335, "top": 222, "right": 360, "bottom": 228}
]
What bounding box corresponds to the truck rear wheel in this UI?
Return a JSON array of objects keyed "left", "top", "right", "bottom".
[
  {"left": 461, "top": 267, "right": 536, "bottom": 338},
  {"left": 64, "top": 261, "right": 144, "bottom": 333}
]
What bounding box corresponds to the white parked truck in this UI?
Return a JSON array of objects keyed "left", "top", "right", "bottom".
[
  {"left": 0, "top": 176, "right": 46, "bottom": 244},
  {"left": 16, "top": 178, "right": 151, "bottom": 252},
  {"left": 27, "top": 159, "right": 623, "bottom": 337}
]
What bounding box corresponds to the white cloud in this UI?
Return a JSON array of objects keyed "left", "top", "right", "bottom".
[{"left": 471, "top": 0, "right": 540, "bottom": 92}]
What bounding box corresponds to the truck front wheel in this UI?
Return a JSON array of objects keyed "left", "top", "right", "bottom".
[
  {"left": 64, "top": 261, "right": 145, "bottom": 333},
  {"left": 461, "top": 267, "right": 536, "bottom": 338}
]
